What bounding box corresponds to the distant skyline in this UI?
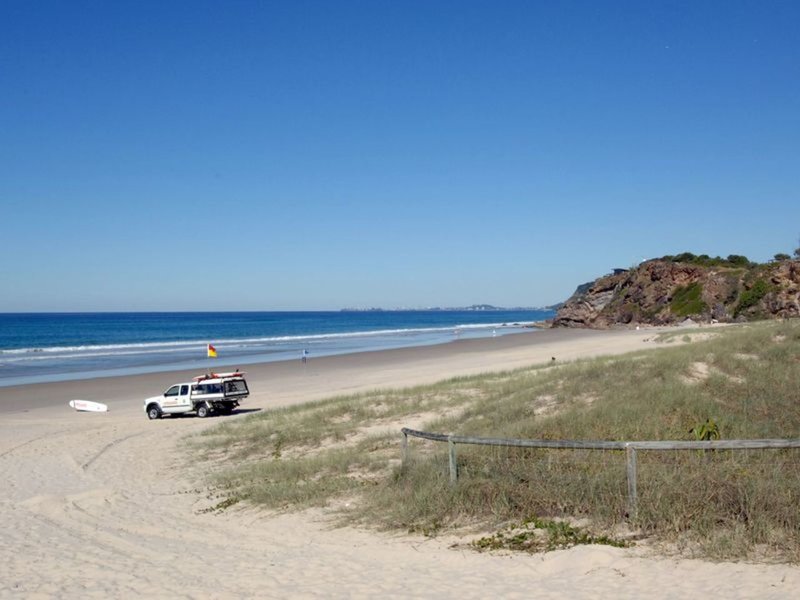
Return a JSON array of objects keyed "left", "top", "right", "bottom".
[{"left": 1, "top": 1, "right": 798, "bottom": 311}]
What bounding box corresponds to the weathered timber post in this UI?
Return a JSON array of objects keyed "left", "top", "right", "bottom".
[
  {"left": 401, "top": 430, "right": 409, "bottom": 464},
  {"left": 448, "top": 437, "right": 458, "bottom": 483},
  {"left": 626, "top": 444, "right": 638, "bottom": 519}
]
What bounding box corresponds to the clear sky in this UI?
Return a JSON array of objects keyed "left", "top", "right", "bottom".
[{"left": 1, "top": 1, "right": 798, "bottom": 311}]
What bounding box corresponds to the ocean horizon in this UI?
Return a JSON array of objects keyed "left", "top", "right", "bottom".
[{"left": 0, "top": 310, "right": 554, "bottom": 387}]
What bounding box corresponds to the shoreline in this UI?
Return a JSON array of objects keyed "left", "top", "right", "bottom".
[
  {"left": 0, "top": 323, "right": 535, "bottom": 390},
  {"left": 1, "top": 327, "right": 651, "bottom": 416}
]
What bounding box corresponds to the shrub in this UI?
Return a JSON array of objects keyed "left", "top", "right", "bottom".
[
  {"left": 662, "top": 253, "right": 757, "bottom": 268},
  {"left": 734, "top": 279, "right": 771, "bottom": 317},
  {"left": 726, "top": 254, "right": 751, "bottom": 267},
  {"left": 670, "top": 282, "right": 707, "bottom": 317},
  {"left": 671, "top": 252, "right": 697, "bottom": 263}
]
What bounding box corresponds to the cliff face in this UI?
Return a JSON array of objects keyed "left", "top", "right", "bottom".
[{"left": 553, "top": 259, "right": 800, "bottom": 328}]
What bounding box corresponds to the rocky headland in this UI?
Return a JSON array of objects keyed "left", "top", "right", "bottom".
[{"left": 553, "top": 254, "right": 800, "bottom": 328}]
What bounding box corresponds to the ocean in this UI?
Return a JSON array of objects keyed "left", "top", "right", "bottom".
[{"left": 0, "top": 310, "right": 554, "bottom": 387}]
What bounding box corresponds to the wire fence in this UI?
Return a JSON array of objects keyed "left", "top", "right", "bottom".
[{"left": 400, "top": 427, "right": 800, "bottom": 519}]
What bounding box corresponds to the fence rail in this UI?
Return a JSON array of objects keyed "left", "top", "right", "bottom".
[{"left": 400, "top": 427, "right": 800, "bottom": 518}]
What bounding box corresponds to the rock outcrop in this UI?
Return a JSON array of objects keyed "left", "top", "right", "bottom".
[{"left": 553, "top": 258, "right": 800, "bottom": 328}]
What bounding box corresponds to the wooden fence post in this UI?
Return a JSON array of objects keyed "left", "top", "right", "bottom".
[
  {"left": 448, "top": 437, "right": 458, "bottom": 483},
  {"left": 626, "top": 444, "right": 638, "bottom": 520}
]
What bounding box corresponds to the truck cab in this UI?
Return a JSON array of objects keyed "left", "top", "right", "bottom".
[{"left": 144, "top": 372, "right": 249, "bottom": 420}]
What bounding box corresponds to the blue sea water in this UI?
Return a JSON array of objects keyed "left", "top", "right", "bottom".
[{"left": 0, "top": 310, "right": 554, "bottom": 387}]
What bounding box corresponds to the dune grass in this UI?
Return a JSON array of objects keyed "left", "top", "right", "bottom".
[{"left": 193, "top": 320, "right": 800, "bottom": 561}]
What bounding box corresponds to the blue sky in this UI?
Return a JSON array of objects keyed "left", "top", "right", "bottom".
[{"left": 1, "top": 1, "right": 798, "bottom": 311}]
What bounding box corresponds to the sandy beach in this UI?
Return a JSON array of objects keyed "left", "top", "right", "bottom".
[{"left": 1, "top": 327, "right": 797, "bottom": 598}]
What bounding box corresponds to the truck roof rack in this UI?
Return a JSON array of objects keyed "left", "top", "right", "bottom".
[{"left": 192, "top": 371, "right": 246, "bottom": 382}]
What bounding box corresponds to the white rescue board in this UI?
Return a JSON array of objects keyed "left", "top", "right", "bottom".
[{"left": 69, "top": 400, "right": 108, "bottom": 413}]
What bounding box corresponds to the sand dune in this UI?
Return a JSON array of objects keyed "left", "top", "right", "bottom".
[{"left": 1, "top": 328, "right": 797, "bottom": 598}]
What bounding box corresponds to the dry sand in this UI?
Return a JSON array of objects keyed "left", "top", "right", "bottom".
[{"left": 1, "top": 328, "right": 797, "bottom": 598}]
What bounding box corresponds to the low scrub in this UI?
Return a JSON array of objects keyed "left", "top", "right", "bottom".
[
  {"left": 670, "top": 282, "right": 707, "bottom": 317},
  {"left": 471, "top": 517, "right": 629, "bottom": 553},
  {"left": 734, "top": 279, "right": 772, "bottom": 317},
  {"left": 662, "top": 252, "right": 753, "bottom": 268},
  {"left": 193, "top": 321, "right": 800, "bottom": 562}
]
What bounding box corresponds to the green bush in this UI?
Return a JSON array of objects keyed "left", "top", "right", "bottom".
[
  {"left": 662, "top": 252, "right": 755, "bottom": 268},
  {"left": 726, "top": 254, "right": 751, "bottom": 267},
  {"left": 670, "top": 282, "right": 707, "bottom": 317},
  {"left": 734, "top": 279, "right": 771, "bottom": 317}
]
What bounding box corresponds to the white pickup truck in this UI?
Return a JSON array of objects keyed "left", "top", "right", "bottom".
[{"left": 144, "top": 372, "right": 249, "bottom": 420}]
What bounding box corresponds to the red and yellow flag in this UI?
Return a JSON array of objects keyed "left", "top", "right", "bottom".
[{"left": 207, "top": 343, "right": 218, "bottom": 358}]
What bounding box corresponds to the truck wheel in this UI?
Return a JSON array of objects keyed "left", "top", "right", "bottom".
[
  {"left": 196, "top": 405, "right": 209, "bottom": 418},
  {"left": 147, "top": 405, "right": 162, "bottom": 420}
]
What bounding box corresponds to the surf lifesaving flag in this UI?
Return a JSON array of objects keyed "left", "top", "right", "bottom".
[{"left": 207, "top": 343, "right": 218, "bottom": 358}]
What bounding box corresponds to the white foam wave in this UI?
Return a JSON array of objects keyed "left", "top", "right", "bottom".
[{"left": 0, "top": 322, "right": 526, "bottom": 357}]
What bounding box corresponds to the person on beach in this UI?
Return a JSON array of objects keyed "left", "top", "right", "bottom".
[{"left": 301, "top": 349, "right": 309, "bottom": 363}]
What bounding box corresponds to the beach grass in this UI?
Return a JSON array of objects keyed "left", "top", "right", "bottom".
[{"left": 193, "top": 320, "right": 800, "bottom": 561}]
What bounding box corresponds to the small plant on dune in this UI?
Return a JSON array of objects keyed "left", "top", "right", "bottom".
[
  {"left": 271, "top": 435, "right": 284, "bottom": 459},
  {"left": 198, "top": 494, "right": 242, "bottom": 514},
  {"left": 471, "top": 517, "right": 628, "bottom": 553},
  {"left": 690, "top": 418, "right": 720, "bottom": 441}
]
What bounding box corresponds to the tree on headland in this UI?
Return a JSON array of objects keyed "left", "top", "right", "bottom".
[
  {"left": 726, "top": 254, "right": 750, "bottom": 267},
  {"left": 774, "top": 253, "right": 791, "bottom": 261},
  {"left": 662, "top": 253, "right": 752, "bottom": 267}
]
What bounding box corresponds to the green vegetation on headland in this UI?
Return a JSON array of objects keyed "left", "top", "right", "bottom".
[
  {"left": 734, "top": 278, "right": 773, "bottom": 317},
  {"left": 661, "top": 248, "right": 800, "bottom": 267},
  {"left": 661, "top": 252, "right": 754, "bottom": 268},
  {"left": 669, "top": 282, "right": 707, "bottom": 317},
  {"left": 194, "top": 321, "right": 800, "bottom": 562}
]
